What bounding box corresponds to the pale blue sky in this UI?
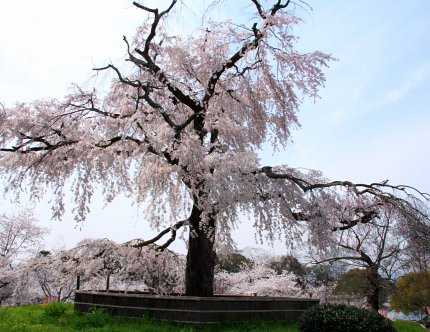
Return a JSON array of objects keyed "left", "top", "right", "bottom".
[
  {"left": 0, "top": 1, "right": 429, "bottom": 254},
  {"left": 276, "top": 0, "right": 430, "bottom": 190}
]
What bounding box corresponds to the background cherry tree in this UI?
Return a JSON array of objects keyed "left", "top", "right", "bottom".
[
  {"left": 215, "top": 264, "right": 326, "bottom": 298},
  {"left": 0, "top": 210, "right": 46, "bottom": 265},
  {"left": 308, "top": 200, "right": 411, "bottom": 311},
  {"left": 0, "top": 0, "right": 428, "bottom": 296},
  {"left": 2, "top": 238, "right": 184, "bottom": 305},
  {"left": 0, "top": 211, "right": 46, "bottom": 305},
  {"left": 2, "top": 238, "right": 329, "bottom": 306}
]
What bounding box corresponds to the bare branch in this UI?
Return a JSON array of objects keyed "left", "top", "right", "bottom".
[
  {"left": 94, "top": 63, "right": 195, "bottom": 135},
  {"left": 332, "top": 209, "right": 379, "bottom": 232},
  {"left": 0, "top": 139, "right": 78, "bottom": 154},
  {"left": 124, "top": 219, "right": 187, "bottom": 251},
  {"left": 126, "top": 2, "right": 203, "bottom": 115},
  {"left": 201, "top": 0, "right": 294, "bottom": 108},
  {"left": 94, "top": 64, "right": 141, "bottom": 88},
  {"left": 202, "top": 25, "right": 263, "bottom": 107},
  {"left": 271, "top": 0, "right": 291, "bottom": 15},
  {"left": 132, "top": 1, "right": 158, "bottom": 14},
  {"left": 134, "top": 0, "right": 177, "bottom": 55},
  {"left": 250, "top": 0, "right": 267, "bottom": 19},
  {"left": 313, "top": 256, "right": 367, "bottom": 265}
]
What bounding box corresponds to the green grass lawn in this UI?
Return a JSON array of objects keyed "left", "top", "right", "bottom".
[{"left": 0, "top": 304, "right": 426, "bottom": 332}]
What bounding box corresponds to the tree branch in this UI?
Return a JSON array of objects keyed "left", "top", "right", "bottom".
[
  {"left": 202, "top": 0, "right": 292, "bottom": 107},
  {"left": 125, "top": 2, "right": 203, "bottom": 114},
  {"left": 250, "top": 0, "right": 267, "bottom": 19},
  {"left": 270, "top": 0, "right": 291, "bottom": 16},
  {"left": 124, "top": 219, "right": 187, "bottom": 251},
  {"left": 258, "top": 166, "right": 430, "bottom": 220},
  {"left": 94, "top": 64, "right": 140, "bottom": 88},
  {"left": 313, "top": 256, "right": 367, "bottom": 265}
]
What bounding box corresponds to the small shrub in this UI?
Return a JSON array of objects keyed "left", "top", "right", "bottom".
[
  {"left": 42, "top": 301, "right": 67, "bottom": 318},
  {"left": 73, "top": 308, "right": 111, "bottom": 328},
  {"left": 299, "top": 304, "right": 396, "bottom": 332}
]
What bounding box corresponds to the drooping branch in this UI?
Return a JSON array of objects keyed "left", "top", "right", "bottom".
[
  {"left": 258, "top": 166, "right": 430, "bottom": 220},
  {"left": 0, "top": 138, "right": 78, "bottom": 154},
  {"left": 0, "top": 125, "right": 178, "bottom": 168},
  {"left": 124, "top": 219, "right": 188, "bottom": 251},
  {"left": 260, "top": 166, "right": 430, "bottom": 199},
  {"left": 314, "top": 256, "right": 363, "bottom": 265},
  {"left": 257, "top": 187, "right": 386, "bottom": 232},
  {"left": 332, "top": 208, "right": 380, "bottom": 232}
]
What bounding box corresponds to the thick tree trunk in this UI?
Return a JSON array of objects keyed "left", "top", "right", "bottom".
[
  {"left": 185, "top": 204, "right": 216, "bottom": 296},
  {"left": 366, "top": 266, "right": 380, "bottom": 311}
]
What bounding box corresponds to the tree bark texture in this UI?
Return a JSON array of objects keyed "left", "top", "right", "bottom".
[
  {"left": 366, "top": 266, "right": 381, "bottom": 311},
  {"left": 185, "top": 204, "right": 216, "bottom": 296}
]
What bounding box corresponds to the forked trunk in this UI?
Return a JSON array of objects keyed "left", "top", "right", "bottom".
[{"left": 185, "top": 204, "right": 216, "bottom": 296}]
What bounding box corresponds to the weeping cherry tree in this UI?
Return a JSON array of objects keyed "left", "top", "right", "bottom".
[{"left": 0, "top": 0, "right": 428, "bottom": 296}]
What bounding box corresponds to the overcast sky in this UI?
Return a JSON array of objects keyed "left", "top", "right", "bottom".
[{"left": 0, "top": 1, "right": 429, "bottom": 255}]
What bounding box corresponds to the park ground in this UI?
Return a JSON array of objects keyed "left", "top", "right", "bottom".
[{"left": 0, "top": 304, "right": 426, "bottom": 332}]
